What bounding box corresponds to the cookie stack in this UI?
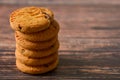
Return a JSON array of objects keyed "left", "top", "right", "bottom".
[{"left": 9, "top": 7, "right": 60, "bottom": 74}]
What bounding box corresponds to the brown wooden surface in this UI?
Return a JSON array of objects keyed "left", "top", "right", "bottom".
[{"left": 0, "top": 0, "right": 120, "bottom": 80}]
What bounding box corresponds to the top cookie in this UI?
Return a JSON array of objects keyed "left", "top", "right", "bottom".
[{"left": 10, "top": 6, "right": 54, "bottom": 33}]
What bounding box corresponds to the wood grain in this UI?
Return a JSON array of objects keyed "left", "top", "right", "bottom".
[
  {"left": 0, "top": 0, "right": 120, "bottom": 5},
  {"left": 1, "top": 5, "right": 120, "bottom": 38},
  {"left": 0, "top": 51, "right": 120, "bottom": 79}
]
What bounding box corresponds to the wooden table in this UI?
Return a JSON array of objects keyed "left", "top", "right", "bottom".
[{"left": 0, "top": 0, "right": 120, "bottom": 80}]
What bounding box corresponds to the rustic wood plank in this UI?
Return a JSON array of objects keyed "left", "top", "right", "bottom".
[
  {"left": 0, "top": 0, "right": 120, "bottom": 5},
  {"left": 0, "top": 5, "right": 120, "bottom": 38},
  {"left": 59, "top": 38, "right": 120, "bottom": 51},
  {"left": 1, "top": 37, "right": 120, "bottom": 52},
  {"left": 0, "top": 51, "right": 120, "bottom": 79}
]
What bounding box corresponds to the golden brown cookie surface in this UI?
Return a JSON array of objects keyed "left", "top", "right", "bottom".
[
  {"left": 16, "top": 20, "right": 60, "bottom": 41},
  {"left": 16, "top": 58, "right": 58, "bottom": 74},
  {"left": 15, "top": 32, "right": 58, "bottom": 50},
  {"left": 15, "top": 50, "right": 58, "bottom": 66},
  {"left": 10, "top": 6, "right": 60, "bottom": 74},
  {"left": 16, "top": 41, "right": 59, "bottom": 58},
  {"left": 10, "top": 7, "right": 54, "bottom": 33}
]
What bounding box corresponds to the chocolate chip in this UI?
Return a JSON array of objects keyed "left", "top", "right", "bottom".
[
  {"left": 44, "top": 15, "right": 50, "bottom": 19},
  {"left": 16, "top": 33, "right": 19, "bottom": 37},
  {"left": 43, "top": 64, "right": 49, "bottom": 67},
  {"left": 18, "top": 24, "right": 22, "bottom": 30},
  {"left": 42, "top": 12, "right": 51, "bottom": 20}
]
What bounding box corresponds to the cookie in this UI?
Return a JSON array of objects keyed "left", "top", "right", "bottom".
[
  {"left": 16, "top": 41, "right": 59, "bottom": 58},
  {"left": 10, "top": 6, "right": 54, "bottom": 33},
  {"left": 40, "top": 7, "right": 54, "bottom": 21},
  {"left": 16, "top": 20, "right": 60, "bottom": 41},
  {"left": 15, "top": 50, "right": 58, "bottom": 66},
  {"left": 16, "top": 58, "right": 58, "bottom": 74},
  {"left": 15, "top": 33, "right": 58, "bottom": 50}
]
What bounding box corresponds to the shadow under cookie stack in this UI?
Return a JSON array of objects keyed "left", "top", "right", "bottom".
[{"left": 9, "top": 7, "right": 60, "bottom": 74}]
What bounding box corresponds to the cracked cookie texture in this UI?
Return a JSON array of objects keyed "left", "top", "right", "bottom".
[{"left": 10, "top": 7, "right": 54, "bottom": 33}]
